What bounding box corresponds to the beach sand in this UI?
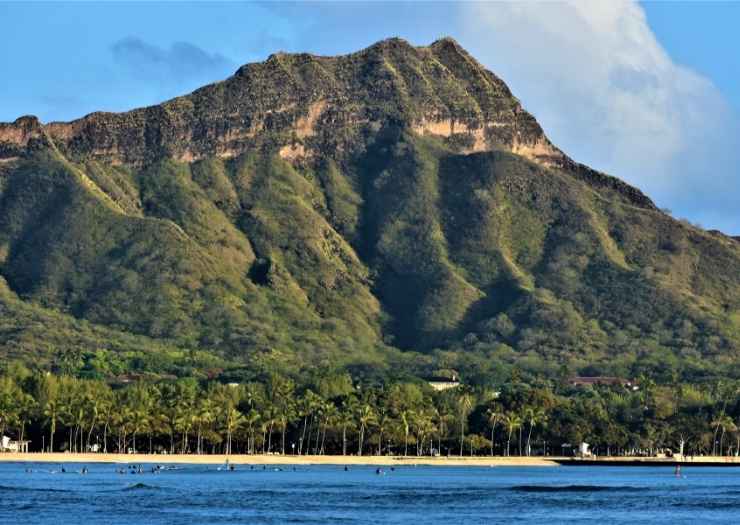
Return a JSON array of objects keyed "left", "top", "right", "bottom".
[
  {"left": 0, "top": 452, "right": 558, "bottom": 466},
  {"left": 3, "top": 453, "right": 738, "bottom": 466}
]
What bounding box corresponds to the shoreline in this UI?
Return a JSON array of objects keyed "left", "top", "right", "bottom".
[
  {"left": 2, "top": 453, "right": 740, "bottom": 467},
  {"left": 0, "top": 452, "right": 556, "bottom": 466}
]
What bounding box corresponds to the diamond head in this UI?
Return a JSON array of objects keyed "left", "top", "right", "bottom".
[{"left": 0, "top": 37, "right": 738, "bottom": 383}]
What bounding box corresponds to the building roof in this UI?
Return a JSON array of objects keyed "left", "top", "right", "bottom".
[{"left": 568, "top": 376, "right": 633, "bottom": 386}]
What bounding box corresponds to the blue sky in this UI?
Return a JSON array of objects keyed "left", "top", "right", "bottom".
[{"left": 1, "top": 1, "right": 738, "bottom": 234}]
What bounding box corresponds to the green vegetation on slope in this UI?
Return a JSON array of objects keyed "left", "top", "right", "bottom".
[{"left": 0, "top": 38, "right": 738, "bottom": 387}]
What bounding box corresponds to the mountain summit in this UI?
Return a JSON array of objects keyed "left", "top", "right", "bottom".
[{"left": 0, "top": 38, "right": 738, "bottom": 380}]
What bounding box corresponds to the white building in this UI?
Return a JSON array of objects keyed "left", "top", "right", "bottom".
[{"left": 1, "top": 435, "right": 30, "bottom": 453}]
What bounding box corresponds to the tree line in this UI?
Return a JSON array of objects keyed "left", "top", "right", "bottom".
[{"left": 1, "top": 365, "right": 739, "bottom": 458}]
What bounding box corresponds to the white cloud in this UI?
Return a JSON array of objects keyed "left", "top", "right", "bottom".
[{"left": 457, "top": 1, "right": 739, "bottom": 231}]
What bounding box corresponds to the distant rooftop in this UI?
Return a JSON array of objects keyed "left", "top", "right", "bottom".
[{"left": 568, "top": 376, "right": 635, "bottom": 388}]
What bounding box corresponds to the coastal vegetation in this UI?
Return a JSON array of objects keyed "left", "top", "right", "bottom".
[{"left": 2, "top": 364, "right": 739, "bottom": 458}]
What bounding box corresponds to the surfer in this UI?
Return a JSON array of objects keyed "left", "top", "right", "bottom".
[{"left": 675, "top": 464, "right": 682, "bottom": 477}]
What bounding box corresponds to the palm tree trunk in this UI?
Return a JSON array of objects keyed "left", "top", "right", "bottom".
[
  {"left": 321, "top": 423, "right": 328, "bottom": 455},
  {"left": 713, "top": 422, "right": 722, "bottom": 455},
  {"left": 518, "top": 427, "right": 523, "bottom": 456},
  {"left": 49, "top": 416, "right": 57, "bottom": 452},
  {"left": 314, "top": 420, "right": 322, "bottom": 454},
  {"left": 526, "top": 422, "right": 534, "bottom": 457},
  {"left": 86, "top": 416, "right": 97, "bottom": 452},
  {"left": 300, "top": 416, "right": 308, "bottom": 455},
  {"left": 459, "top": 417, "right": 464, "bottom": 457}
]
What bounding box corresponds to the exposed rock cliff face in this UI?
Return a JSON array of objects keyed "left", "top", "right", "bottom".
[
  {"left": 0, "top": 38, "right": 651, "bottom": 208},
  {"left": 0, "top": 38, "right": 737, "bottom": 374}
]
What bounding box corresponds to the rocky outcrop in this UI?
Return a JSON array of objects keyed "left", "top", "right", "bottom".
[{"left": 0, "top": 37, "right": 655, "bottom": 209}]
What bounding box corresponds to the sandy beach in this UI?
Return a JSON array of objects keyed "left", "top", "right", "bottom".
[
  {"left": 0, "top": 452, "right": 558, "bottom": 466},
  {"left": 2, "top": 453, "right": 740, "bottom": 467}
]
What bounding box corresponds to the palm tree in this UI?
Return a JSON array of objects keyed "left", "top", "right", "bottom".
[
  {"left": 504, "top": 413, "right": 522, "bottom": 456},
  {"left": 524, "top": 406, "right": 546, "bottom": 456},
  {"left": 374, "top": 409, "right": 391, "bottom": 456},
  {"left": 336, "top": 403, "right": 355, "bottom": 456},
  {"left": 244, "top": 409, "right": 261, "bottom": 454},
  {"left": 195, "top": 396, "right": 216, "bottom": 454},
  {"left": 413, "top": 409, "right": 435, "bottom": 456},
  {"left": 267, "top": 374, "right": 295, "bottom": 455},
  {"left": 224, "top": 406, "right": 245, "bottom": 455},
  {"left": 319, "top": 403, "right": 337, "bottom": 455},
  {"left": 712, "top": 414, "right": 737, "bottom": 456},
  {"left": 36, "top": 374, "right": 60, "bottom": 452},
  {"left": 356, "top": 403, "right": 375, "bottom": 456},
  {"left": 457, "top": 392, "right": 474, "bottom": 457},
  {"left": 296, "top": 390, "right": 319, "bottom": 455},
  {"left": 486, "top": 405, "right": 502, "bottom": 456},
  {"left": 399, "top": 409, "right": 412, "bottom": 457}
]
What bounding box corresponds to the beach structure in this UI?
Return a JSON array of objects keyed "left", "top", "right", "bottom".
[
  {"left": 1, "top": 435, "right": 30, "bottom": 453},
  {"left": 560, "top": 442, "right": 592, "bottom": 457}
]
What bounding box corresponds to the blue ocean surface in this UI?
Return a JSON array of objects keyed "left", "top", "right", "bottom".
[{"left": 1, "top": 463, "right": 739, "bottom": 524}]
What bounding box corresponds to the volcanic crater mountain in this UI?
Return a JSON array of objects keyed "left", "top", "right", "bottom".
[{"left": 0, "top": 37, "right": 738, "bottom": 381}]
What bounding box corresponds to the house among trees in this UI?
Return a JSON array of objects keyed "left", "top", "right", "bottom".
[
  {"left": 427, "top": 369, "right": 461, "bottom": 391},
  {"left": 1, "top": 435, "right": 30, "bottom": 453},
  {"left": 568, "top": 376, "right": 638, "bottom": 390}
]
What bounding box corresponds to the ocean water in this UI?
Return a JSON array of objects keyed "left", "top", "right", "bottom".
[{"left": 1, "top": 463, "right": 739, "bottom": 524}]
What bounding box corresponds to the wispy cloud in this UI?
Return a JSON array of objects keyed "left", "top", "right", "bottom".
[{"left": 110, "top": 37, "right": 235, "bottom": 88}]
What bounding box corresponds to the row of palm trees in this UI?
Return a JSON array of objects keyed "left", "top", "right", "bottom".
[
  {"left": 1, "top": 373, "right": 551, "bottom": 457},
  {"left": 4, "top": 370, "right": 739, "bottom": 457}
]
